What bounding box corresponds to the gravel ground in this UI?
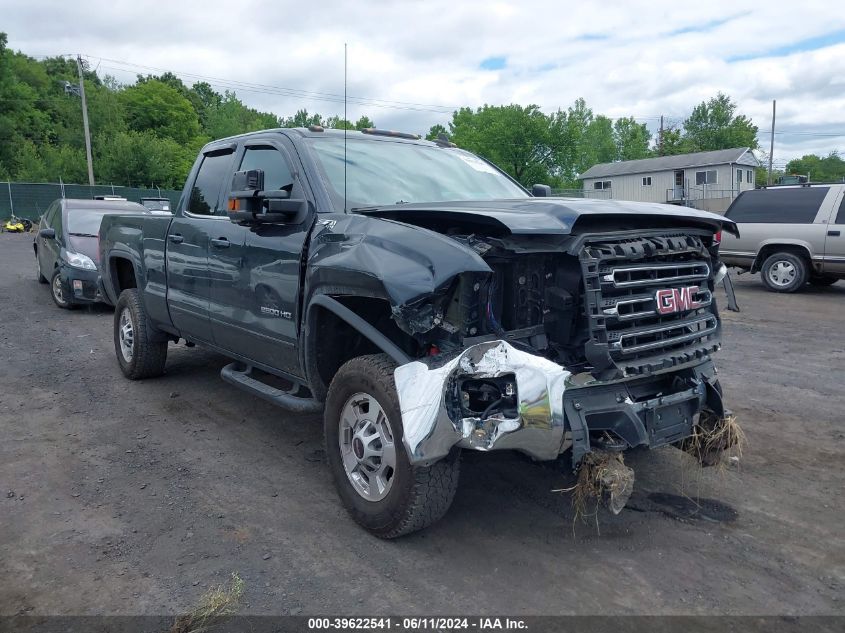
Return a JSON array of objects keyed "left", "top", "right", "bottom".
[{"left": 0, "top": 231, "right": 843, "bottom": 616}]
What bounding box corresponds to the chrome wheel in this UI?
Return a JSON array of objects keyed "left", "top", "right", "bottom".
[
  {"left": 52, "top": 274, "right": 65, "bottom": 304},
  {"left": 339, "top": 392, "right": 397, "bottom": 502},
  {"left": 767, "top": 260, "right": 796, "bottom": 288},
  {"left": 118, "top": 308, "right": 134, "bottom": 363}
]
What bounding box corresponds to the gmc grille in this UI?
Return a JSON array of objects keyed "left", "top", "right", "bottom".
[{"left": 580, "top": 232, "right": 721, "bottom": 379}]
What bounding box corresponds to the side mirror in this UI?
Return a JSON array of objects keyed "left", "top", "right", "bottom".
[
  {"left": 532, "top": 184, "right": 552, "bottom": 197},
  {"left": 228, "top": 189, "right": 309, "bottom": 225},
  {"left": 39, "top": 228, "right": 56, "bottom": 239}
]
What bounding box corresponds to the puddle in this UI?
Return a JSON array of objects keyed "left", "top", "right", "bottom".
[{"left": 647, "top": 492, "right": 738, "bottom": 523}]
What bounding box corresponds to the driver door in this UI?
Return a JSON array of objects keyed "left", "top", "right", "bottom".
[{"left": 209, "top": 139, "right": 314, "bottom": 376}]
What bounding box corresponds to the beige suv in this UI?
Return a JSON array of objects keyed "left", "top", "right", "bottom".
[{"left": 720, "top": 184, "right": 845, "bottom": 292}]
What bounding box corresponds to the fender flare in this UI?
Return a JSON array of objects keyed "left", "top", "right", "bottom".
[
  {"left": 751, "top": 240, "right": 814, "bottom": 272},
  {"left": 306, "top": 294, "right": 411, "bottom": 366}
]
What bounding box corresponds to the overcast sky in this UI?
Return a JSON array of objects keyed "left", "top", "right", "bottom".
[{"left": 5, "top": 0, "right": 845, "bottom": 166}]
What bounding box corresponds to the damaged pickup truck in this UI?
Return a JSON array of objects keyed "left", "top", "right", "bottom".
[{"left": 98, "top": 127, "right": 739, "bottom": 537}]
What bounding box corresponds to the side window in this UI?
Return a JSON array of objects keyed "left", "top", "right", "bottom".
[
  {"left": 726, "top": 187, "right": 830, "bottom": 223},
  {"left": 189, "top": 151, "right": 234, "bottom": 216},
  {"left": 836, "top": 192, "right": 845, "bottom": 225},
  {"left": 238, "top": 146, "right": 294, "bottom": 192}
]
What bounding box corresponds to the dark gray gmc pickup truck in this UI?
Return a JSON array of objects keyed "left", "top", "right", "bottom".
[{"left": 99, "top": 126, "right": 739, "bottom": 537}]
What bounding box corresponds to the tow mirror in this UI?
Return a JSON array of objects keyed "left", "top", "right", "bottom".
[
  {"left": 39, "top": 228, "right": 56, "bottom": 239},
  {"left": 532, "top": 184, "right": 552, "bottom": 197},
  {"left": 228, "top": 168, "right": 309, "bottom": 224}
]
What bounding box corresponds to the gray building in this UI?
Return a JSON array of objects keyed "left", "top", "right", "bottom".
[{"left": 580, "top": 147, "right": 760, "bottom": 213}]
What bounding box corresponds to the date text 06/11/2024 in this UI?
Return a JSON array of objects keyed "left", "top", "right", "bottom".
[{"left": 307, "top": 617, "right": 529, "bottom": 630}]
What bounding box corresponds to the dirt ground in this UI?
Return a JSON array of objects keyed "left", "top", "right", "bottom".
[{"left": 0, "top": 231, "right": 843, "bottom": 616}]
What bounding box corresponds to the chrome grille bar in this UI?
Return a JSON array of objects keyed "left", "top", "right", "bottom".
[
  {"left": 602, "top": 289, "right": 713, "bottom": 320},
  {"left": 601, "top": 261, "right": 710, "bottom": 288},
  {"left": 609, "top": 315, "right": 718, "bottom": 355}
]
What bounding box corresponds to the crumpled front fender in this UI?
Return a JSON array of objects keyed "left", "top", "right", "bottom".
[{"left": 394, "top": 341, "right": 571, "bottom": 465}]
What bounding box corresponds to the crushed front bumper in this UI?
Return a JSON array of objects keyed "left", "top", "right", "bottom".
[{"left": 394, "top": 340, "right": 723, "bottom": 467}]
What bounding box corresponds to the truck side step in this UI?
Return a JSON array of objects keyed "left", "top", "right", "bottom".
[{"left": 220, "top": 362, "right": 324, "bottom": 414}]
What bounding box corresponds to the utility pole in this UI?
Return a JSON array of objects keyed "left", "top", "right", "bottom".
[
  {"left": 767, "top": 99, "right": 776, "bottom": 185},
  {"left": 659, "top": 115, "right": 664, "bottom": 156},
  {"left": 76, "top": 55, "right": 95, "bottom": 186}
]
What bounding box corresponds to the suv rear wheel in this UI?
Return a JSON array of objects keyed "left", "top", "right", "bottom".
[
  {"left": 324, "top": 354, "right": 460, "bottom": 538},
  {"left": 760, "top": 252, "right": 808, "bottom": 293}
]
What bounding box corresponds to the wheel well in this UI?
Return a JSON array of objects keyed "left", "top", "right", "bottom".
[
  {"left": 753, "top": 244, "right": 812, "bottom": 273},
  {"left": 112, "top": 257, "right": 138, "bottom": 293},
  {"left": 306, "top": 296, "right": 421, "bottom": 401}
]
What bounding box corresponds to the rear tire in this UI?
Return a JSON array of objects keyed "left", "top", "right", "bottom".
[
  {"left": 114, "top": 289, "right": 168, "bottom": 380},
  {"left": 324, "top": 354, "right": 460, "bottom": 538},
  {"left": 760, "top": 252, "right": 808, "bottom": 293},
  {"left": 809, "top": 275, "right": 838, "bottom": 287},
  {"left": 50, "top": 269, "right": 75, "bottom": 309}
]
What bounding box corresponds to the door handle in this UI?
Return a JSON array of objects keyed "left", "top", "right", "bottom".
[
  {"left": 168, "top": 234, "right": 184, "bottom": 244},
  {"left": 210, "top": 237, "right": 230, "bottom": 248},
  {"left": 828, "top": 230, "right": 841, "bottom": 236}
]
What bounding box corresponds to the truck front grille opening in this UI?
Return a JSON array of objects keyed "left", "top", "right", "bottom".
[{"left": 581, "top": 233, "right": 720, "bottom": 379}]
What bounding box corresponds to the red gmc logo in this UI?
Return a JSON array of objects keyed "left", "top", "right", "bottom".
[{"left": 655, "top": 286, "right": 703, "bottom": 315}]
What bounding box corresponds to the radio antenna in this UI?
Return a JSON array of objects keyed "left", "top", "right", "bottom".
[{"left": 344, "top": 42, "right": 348, "bottom": 212}]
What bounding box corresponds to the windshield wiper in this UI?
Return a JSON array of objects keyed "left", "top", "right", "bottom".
[{"left": 69, "top": 232, "right": 98, "bottom": 237}]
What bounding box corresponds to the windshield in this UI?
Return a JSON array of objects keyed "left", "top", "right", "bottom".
[
  {"left": 305, "top": 137, "right": 527, "bottom": 210},
  {"left": 67, "top": 210, "right": 114, "bottom": 236}
]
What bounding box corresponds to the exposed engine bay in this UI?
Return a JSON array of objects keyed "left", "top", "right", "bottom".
[{"left": 382, "top": 220, "right": 735, "bottom": 471}]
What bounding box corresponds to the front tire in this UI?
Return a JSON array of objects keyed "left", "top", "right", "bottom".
[
  {"left": 760, "top": 252, "right": 808, "bottom": 293},
  {"left": 324, "top": 354, "right": 460, "bottom": 538},
  {"left": 50, "top": 269, "right": 75, "bottom": 309},
  {"left": 114, "top": 289, "right": 168, "bottom": 380}
]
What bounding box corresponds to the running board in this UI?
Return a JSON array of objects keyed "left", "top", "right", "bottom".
[{"left": 220, "top": 362, "right": 324, "bottom": 414}]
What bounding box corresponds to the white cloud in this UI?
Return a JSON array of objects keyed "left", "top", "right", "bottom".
[{"left": 5, "top": 0, "right": 845, "bottom": 161}]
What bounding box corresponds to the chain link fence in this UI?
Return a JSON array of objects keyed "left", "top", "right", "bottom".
[{"left": 1, "top": 182, "right": 183, "bottom": 221}]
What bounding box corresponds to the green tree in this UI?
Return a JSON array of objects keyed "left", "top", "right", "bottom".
[
  {"left": 281, "top": 109, "right": 324, "bottom": 127},
  {"left": 354, "top": 115, "right": 375, "bottom": 130},
  {"left": 120, "top": 80, "right": 202, "bottom": 144},
  {"left": 425, "top": 123, "right": 448, "bottom": 141},
  {"left": 448, "top": 104, "right": 564, "bottom": 186},
  {"left": 785, "top": 152, "right": 845, "bottom": 182},
  {"left": 324, "top": 115, "right": 354, "bottom": 130},
  {"left": 205, "top": 91, "right": 279, "bottom": 139},
  {"left": 96, "top": 130, "right": 194, "bottom": 188},
  {"left": 613, "top": 116, "right": 652, "bottom": 161},
  {"left": 682, "top": 92, "right": 758, "bottom": 151},
  {"left": 582, "top": 115, "right": 616, "bottom": 168},
  {"left": 659, "top": 124, "right": 687, "bottom": 156}
]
